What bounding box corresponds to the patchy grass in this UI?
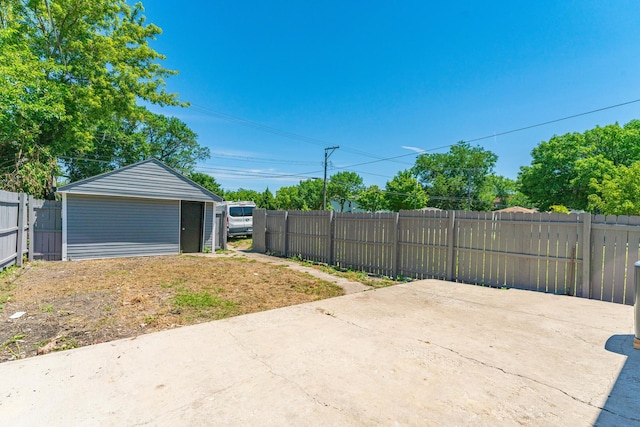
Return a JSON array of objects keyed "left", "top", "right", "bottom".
[
  {"left": 291, "top": 258, "right": 406, "bottom": 288},
  {"left": 228, "top": 237, "right": 253, "bottom": 251},
  {"left": 0, "top": 255, "right": 343, "bottom": 362},
  {"left": 0, "top": 265, "right": 22, "bottom": 312},
  {"left": 172, "top": 290, "right": 239, "bottom": 320}
]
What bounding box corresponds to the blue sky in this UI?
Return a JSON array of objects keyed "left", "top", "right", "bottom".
[{"left": 142, "top": 1, "right": 640, "bottom": 193}]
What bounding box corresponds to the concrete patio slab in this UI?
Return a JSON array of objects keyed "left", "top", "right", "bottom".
[{"left": 0, "top": 279, "right": 638, "bottom": 426}]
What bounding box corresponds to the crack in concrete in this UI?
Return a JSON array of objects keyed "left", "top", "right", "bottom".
[
  {"left": 427, "top": 341, "right": 640, "bottom": 424},
  {"left": 313, "top": 309, "right": 640, "bottom": 424},
  {"left": 225, "top": 330, "right": 343, "bottom": 413}
]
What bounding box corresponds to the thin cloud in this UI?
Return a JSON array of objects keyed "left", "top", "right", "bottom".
[{"left": 401, "top": 146, "right": 425, "bottom": 153}]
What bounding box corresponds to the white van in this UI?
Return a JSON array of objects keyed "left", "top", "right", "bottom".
[{"left": 224, "top": 201, "right": 256, "bottom": 237}]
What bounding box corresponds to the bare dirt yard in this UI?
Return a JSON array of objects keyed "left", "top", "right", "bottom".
[{"left": 0, "top": 253, "right": 346, "bottom": 362}]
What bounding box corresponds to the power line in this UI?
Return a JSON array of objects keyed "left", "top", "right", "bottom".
[
  {"left": 51, "top": 97, "right": 640, "bottom": 188},
  {"left": 190, "top": 104, "right": 413, "bottom": 165},
  {"left": 335, "top": 98, "right": 640, "bottom": 171},
  {"left": 210, "top": 152, "right": 317, "bottom": 166},
  {"left": 193, "top": 98, "right": 640, "bottom": 172},
  {"left": 195, "top": 165, "right": 323, "bottom": 180},
  {"left": 466, "top": 98, "right": 640, "bottom": 143}
]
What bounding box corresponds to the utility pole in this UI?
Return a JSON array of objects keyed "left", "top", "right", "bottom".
[
  {"left": 323, "top": 146, "right": 339, "bottom": 210},
  {"left": 467, "top": 169, "right": 472, "bottom": 211}
]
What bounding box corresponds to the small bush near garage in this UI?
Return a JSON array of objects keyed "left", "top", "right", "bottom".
[{"left": 0, "top": 255, "right": 343, "bottom": 362}]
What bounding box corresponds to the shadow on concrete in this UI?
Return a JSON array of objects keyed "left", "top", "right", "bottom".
[{"left": 594, "top": 335, "right": 640, "bottom": 426}]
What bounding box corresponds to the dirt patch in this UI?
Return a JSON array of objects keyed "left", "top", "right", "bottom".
[
  {"left": 0, "top": 255, "right": 343, "bottom": 362},
  {"left": 227, "top": 236, "right": 252, "bottom": 251}
]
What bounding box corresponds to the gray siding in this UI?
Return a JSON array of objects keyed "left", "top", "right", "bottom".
[
  {"left": 204, "top": 202, "right": 214, "bottom": 251},
  {"left": 59, "top": 159, "right": 222, "bottom": 202},
  {"left": 67, "top": 195, "right": 179, "bottom": 260}
]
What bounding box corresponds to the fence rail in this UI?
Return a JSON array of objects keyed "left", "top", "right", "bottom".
[
  {"left": 253, "top": 208, "right": 640, "bottom": 306},
  {"left": 0, "top": 190, "right": 62, "bottom": 270}
]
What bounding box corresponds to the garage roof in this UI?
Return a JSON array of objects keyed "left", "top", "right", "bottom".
[{"left": 57, "top": 158, "right": 223, "bottom": 202}]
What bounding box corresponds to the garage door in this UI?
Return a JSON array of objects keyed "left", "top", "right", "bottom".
[{"left": 67, "top": 195, "right": 179, "bottom": 260}]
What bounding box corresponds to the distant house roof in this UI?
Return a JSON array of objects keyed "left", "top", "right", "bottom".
[
  {"left": 57, "top": 158, "right": 222, "bottom": 202},
  {"left": 494, "top": 206, "right": 537, "bottom": 214}
]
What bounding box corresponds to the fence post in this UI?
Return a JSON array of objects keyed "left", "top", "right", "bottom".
[
  {"left": 28, "top": 195, "right": 35, "bottom": 262},
  {"left": 391, "top": 212, "right": 399, "bottom": 278},
  {"left": 16, "top": 193, "right": 26, "bottom": 267},
  {"left": 328, "top": 211, "right": 335, "bottom": 266},
  {"left": 221, "top": 209, "right": 228, "bottom": 250},
  {"left": 581, "top": 213, "right": 592, "bottom": 299},
  {"left": 446, "top": 210, "right": 456, "bottom": 281},
  {"left": 634, "top": 261, "right": 640, "bottom": 350},
  {"left": 283, "top": 211, "right": 289, "bottom": 257}
]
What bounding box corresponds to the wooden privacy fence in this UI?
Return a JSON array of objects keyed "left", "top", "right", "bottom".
[
  {"left": 253, "top": 208, "right": 640, "bottom": 305},
  {"left": 0, "top": 190, "right": 62, "bottom": 270},
  {"left": 0, "top": 190, "right": 27, "bottom": 270}
]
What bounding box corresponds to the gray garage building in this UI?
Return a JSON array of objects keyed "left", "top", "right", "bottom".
[{"left": 57, "top": 159, "right": 223, "bottom": 261}]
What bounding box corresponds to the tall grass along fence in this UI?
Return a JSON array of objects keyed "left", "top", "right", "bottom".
[
  {"left": 253, "top": 209, "right": 640, "bottom": 305},
  {"left": 0, "top": 190, "right": 62, "bottom": 271}
]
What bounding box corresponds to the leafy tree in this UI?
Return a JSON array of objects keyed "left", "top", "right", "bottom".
[
  {"left": 259, "top": 188, "right": 276, "bottom": 210},
  {"left": 357, "top": 185, "right": 387, "bottom": 212},
  {"left": 518, "top": 120, "right": 640, "bottom": 211},
  {"left": 298, "top": 178, "right": 324, "bottom": 210},
  {"left": 384, "top": 170, "right": 428, "bottom": 211},
  {"left": 0, "top": 0, "right": 183, "bottom": 196},
  {"left": 140, "top": 113, "right": 209, "bottom": 173},
  {"left": 588, "top": 162, "right": 640, "bottom": 215},
  {"left": 483, "top": 175, "right": 515, "bottom": 209},
  {"left": 328, "top": 171, "right": 365, "bottom": 212},
  {"left": 507, "top": 191, "right": 535, "bottom": 209},
  {"left": 0, "top": 27, "right": 65, "bottom": 194},
  {"left": 275, "top": 185, "right": 305, "bottom": 210},
  {"left": 188, "top": 172, "right": 223, "bottom": 197},
  {"left": 61, "top": 115, "right": 147, "bottom": 182},
  {"left": 413, "top": 141, "right": 497, "bottom": 211},
  {"left": 61, "top": 112, "right": 209, "bottom": 182},
  {"left": 225, "top": 188, "right": 261, "bottom": 203}
]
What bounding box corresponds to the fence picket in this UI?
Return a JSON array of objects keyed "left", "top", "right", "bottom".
[
  {"left": 626, "top": 216, "right": 640, "bottom": 305},
  {"left": 601, "top": 215, "right": 618, "bottom": 302},
  {"left": 611, "top": 216, "right": 629, "bottom": 304},
  {"left": 591, "top": 215, "right": 606, "bottom": 301}
]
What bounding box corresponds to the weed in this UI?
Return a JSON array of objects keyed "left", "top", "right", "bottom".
[
  {"left": 143, "top": 315, "right": 156, "bottom": 325},
  {"left": 1, "top": 334, "right": 26, "bottom": 359},
  {"left": 40, "top": 304, "right": 53, "bottom": 313},
  {"left": 160, "top": 279, "right": 185, "bottom": 289},
  {"left": 53, "top": 337, "right": 78, "bottom": 352},
  {"left": 103, "top": 305, "right": 112, "bottom": 312},
  {"left": 0, "top": 281, "right": 16, "bottom": 309},
  {"left": 204, "top": 247, "right": 212, "bottom": 254},
  {"left": 0, "top": 294, "right": 9, "bottom": 304},
  {"left": 0, "top": 265, "right": 18, "bottom": 279}
]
